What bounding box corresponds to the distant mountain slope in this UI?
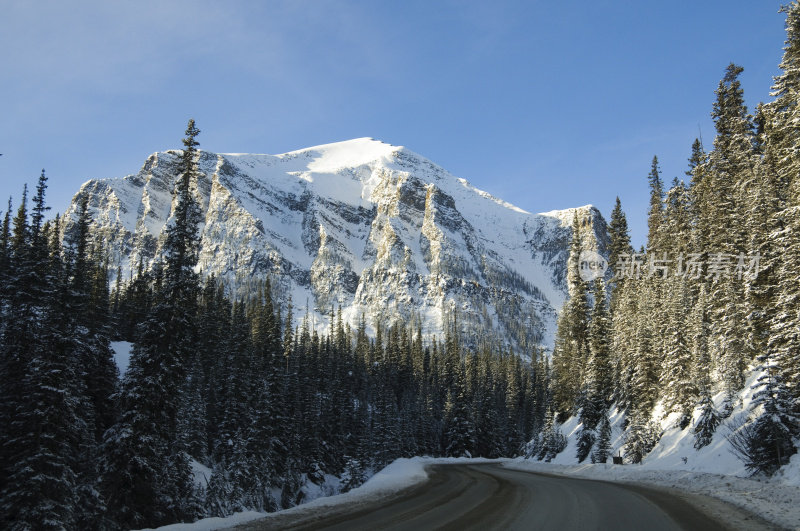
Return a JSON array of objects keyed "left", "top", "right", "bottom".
[{"left": 64, "top": 138, "right": 608, "bottom": 351}]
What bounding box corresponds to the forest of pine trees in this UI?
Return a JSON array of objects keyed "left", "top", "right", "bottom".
[
  {"left": 551, "top": 3, "right": 800, "bottom": 473},
  {"left": 0, "top": 121, "right": 548, "bottom": 529},
  {"left": 3, "top": 3, "right": 800, "bottom": 529}
]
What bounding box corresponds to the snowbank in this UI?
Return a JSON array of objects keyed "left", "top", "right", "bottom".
[
  {"left": 519, "top": 369, "right": 800, "bottom": 529},
  {"left": 542, "top": 369, "right": 800, "bottom": 482},
  {"left": 145, "top": 457, "right": 496, "bottom": 530},
  {"left": 776, "top": 451, "right": 800, "bottom": 488},
  {"left": 143, "top": 511, "right": 267, "bottom": 531},
  {"left": 503, "top": 459, "right": 800, "bottom": 530},
  {"left": 543, "top": 368, "right": 800, "bottom": 476}
]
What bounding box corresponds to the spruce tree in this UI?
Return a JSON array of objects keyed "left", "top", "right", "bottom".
[
  {"left": 0, "top": 173, "right": 96, "bottom": 530},
  {"left": 626, "top": 277, "right": 660, "bottom": 420},
  {"left": 691, "top": 286, "right": 719, "bottom": 449},
  {"left": 551, "top": 214, "right": 590, "bottom": 418},
  {"left": 661, "top": 276, "right": 696, "bottom": 428},
  {"left": 591, "top": 414, "right": 612, "bottom": 464},
  {"left": 663, "top": 178, "right": 692, "bottom": 258},
  {"left": 576, "top": 278, "right": 612, "bottom": 462},
  {"left": 742, "top": 355, "right": 799, "bottom": 474},
  {"left": 587, "top": 278, "right": 613, "bottom": 413},
  {"left": 0, "top": 198, "right": 11, "bottom": 310},
  {"left": 102, "top": 120, "right": 204, "bottom": 528},
  {"left": 442, "top": 364, "right": 476, "bottom": 457},
  {"left": 623, "top": 415, "right": 660, "bottom": 464},
  {"left": 763, "top": 2, "right": 800, "bottom": 422},
  {"left": 646, "top": 156, "right": 665, "bottom": 254},
  {"left": 608, "top": 197, "right": 633, "bottom": 309}
]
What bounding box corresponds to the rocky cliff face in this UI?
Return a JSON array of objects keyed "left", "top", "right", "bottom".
[{"left": 64, "top": 138, "right": 608, "bottom": 352}]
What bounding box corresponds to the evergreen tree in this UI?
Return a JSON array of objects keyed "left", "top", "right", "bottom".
[
  {"left": 442, "top": 364, "right": 476, "bottom": 457},
  {"left": 551, "top": 214, "right": 590, "bottom": 418},
  {"left": 591, "top": 414, "right": 612, "bottom": 464},
  {"left": 687, "top": 138, "right": 709, "bottom": 252},
  {"left": 691, "top": 286, "right": 719, "bottom": 449},
  {"left": 102, "top": 121, "right": 204, "bottom": 528},
  {"left": 694, "top": 394, "right": 720, "bottom": 451},
  {"left": 576, "top": 278, "right": 612, "bottom": 462},
  {"left": 607, "top": 197, "right": 633, "bottom": 308},
  {"left": 587, "top": 278, "right": 613, "bottom": 413},
  {"left": 624, "top": 415, "right": 660, "bottom": 464},
  {"left": 68, "top": 196, "right": 118, "bottom": 444},
  {"left": 626, "top": 277, "right": 660, "bottom": 420},
  {"left": 661, "top": 276, "right": 696, "bottom": 428},
  {"left": 610, "top": 274, "right": 638, "bottom": 413},
  {"left": 646, "top": 156, "right": 665, "bottom": 254},
  {"left": 0, "top": 198, "right": 11, "bottom": 311},
  {"left": 608, "top": 197, "right": 633, "bottom": 274},
  {"left": 739, "top": 355, "right": 799, "bottom": 474},
  {"left": 536, "top": 399, "right": 567, "bottom": 462},
  {"left": 0, "top": 173, "right": 97, "bottom": 530},
  {"left": 663, "top": 178, "right": 692, "bottom": 258}
]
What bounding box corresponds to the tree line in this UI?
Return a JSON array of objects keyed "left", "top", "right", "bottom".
[{"left": 550, "top": 3, "right": 800, "bottom": 473}]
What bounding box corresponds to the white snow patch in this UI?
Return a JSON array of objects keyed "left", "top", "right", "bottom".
[
  {"left": 146, "top": 457, "right": 498, "bottom": 530},
  {"left": 775, "top": 451, "right": 800, "bottom": 487},
  {"left": 110, "top": 341, "right": 132, "bottom": 377},
  {"left": 538, "top": 204, "right": 595, "bottom": 224},
  {"left": 138, "top": 511, "right": 266, "bottom": 531},
  {"left": 304, "top": 138, "right": 397, "bottom": 174},
  {"left": 190, "top": 459, "right": 212, "bottom": 490},
  {"left": 544, "top": 369, "right": 780, "bottom": 476}
]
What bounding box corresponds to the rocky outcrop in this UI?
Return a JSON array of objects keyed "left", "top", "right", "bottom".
[{"left": 63, "top": 138, "right": 608, "bottom": 352}]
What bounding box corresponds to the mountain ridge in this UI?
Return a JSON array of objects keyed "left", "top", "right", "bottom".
[{"left": 64, "top": 138, "right": 609, "bottom": 351}]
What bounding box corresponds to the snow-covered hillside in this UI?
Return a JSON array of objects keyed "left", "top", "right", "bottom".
[
  {"left": 64, "top": 138, "right": 608, "bottom": 350},
  {"left": 519, "top": 365, "right": 800, "bottom": 527}
]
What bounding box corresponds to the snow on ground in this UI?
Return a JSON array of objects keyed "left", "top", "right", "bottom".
[
  {"left": 546, "top": 368, "right": 786, "bottom": 476},
  {"left": 110, "top": 341, "right": 132, "bottom": 377},
  {"left": 776, "top": 451, "right": 800, "bottom": 488},
  {"left": 191, "top": 460, "right": 212, "bottom": 490},
  {"left": 145, "top": 457, "right": 498, "bottom": 531},
  {"left": 142, "top": 511, "right": 267, "bottom": 531},
  {"left": 521, "top": 366, "right": 800, "bottom": 529},
  {"left": 138, "top": 446, "right": 800, "bottom": 530},
  {"left": 502, "top": 459, "right": 800, "bottom": 530}
]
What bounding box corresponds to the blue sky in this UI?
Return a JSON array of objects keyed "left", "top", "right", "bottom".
[{"left": 0, "top": 0, "right": 787, "bottom": 247}]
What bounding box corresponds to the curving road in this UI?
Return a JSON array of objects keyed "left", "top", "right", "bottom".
[{"left": 236, "top": 463, "right": 774, "bottom": 531}]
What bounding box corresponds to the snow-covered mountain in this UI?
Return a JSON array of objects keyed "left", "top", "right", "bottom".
[{"left": 64, "top": 138, "right": 608, "bottom": 350}]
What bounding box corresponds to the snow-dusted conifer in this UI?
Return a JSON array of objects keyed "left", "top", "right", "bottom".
[
  {"left": 592, "top": 414, "right": 612, "bottom": 464},
  {"left": 551, "top": 214, "right": 590, "bottom": 418},
  {"left": 661, "top": 276, "right": 696, "bottom": 428}
]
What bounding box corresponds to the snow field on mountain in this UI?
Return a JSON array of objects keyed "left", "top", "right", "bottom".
[{"left": 73, "top": 137, "right": 607, "bottom": 351}]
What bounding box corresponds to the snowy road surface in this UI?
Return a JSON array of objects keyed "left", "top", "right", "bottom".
[{"left": 232, "top": 463, "right": 773, "bottom": 530}]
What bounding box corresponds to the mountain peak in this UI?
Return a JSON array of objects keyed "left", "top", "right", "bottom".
[
  {"left": 277, "top": 137, "right": 402, "bottom": 168},
  {"left": 66, "top": 140, "right": 608, "bottom": 351}
]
